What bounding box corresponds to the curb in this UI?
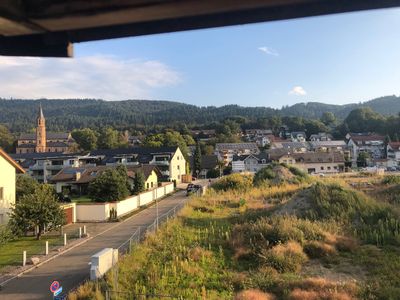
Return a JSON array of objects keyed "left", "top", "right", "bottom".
[{"left": 0, "top": 190, "right": 184, "bottom": 288}]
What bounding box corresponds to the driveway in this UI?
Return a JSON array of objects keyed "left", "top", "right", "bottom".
[{"left": 0, "top": 190, "right": 188, "bottom": 300}]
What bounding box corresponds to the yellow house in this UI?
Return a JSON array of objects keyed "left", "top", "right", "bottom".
[
  {"left": 168, "top": 147, "right": 186, "bottom": 183},
  {"left": 0, "top": 148, "right": 25, "bottom": 224}
]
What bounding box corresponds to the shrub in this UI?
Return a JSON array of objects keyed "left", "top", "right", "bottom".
[
  {"left": 382, "top": 175, "right": 400, "bottom": 185},
  {"left": 0, "top": 225, "right": 15, "bottom": 245},
  {"left": 212, "top": 174, "right": 253, "bottom": 192},
  {"left": 234, "top": 289, "right": 276, "bottom": 300},
  {"left": 259, "top": 241, "right": 308, "bottom": 273},
  {"left": 304, "top": 241, "right": 337, "bottom": 259}
]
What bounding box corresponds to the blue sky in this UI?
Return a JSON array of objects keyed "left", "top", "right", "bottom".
[{"left": 1, "top": 7, "right": 400, "bottom": 108}]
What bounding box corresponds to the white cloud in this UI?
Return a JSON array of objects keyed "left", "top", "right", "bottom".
[
  {"left": 258, "top": 46, "right": 279, "bottom": 56},
  {"left": 0, "top": 55, "right": 181, "bottom": 100},
  {"left": 289, "top": 86, "right": 307, "bottom": 96}
]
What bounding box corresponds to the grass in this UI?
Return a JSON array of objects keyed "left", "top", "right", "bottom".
[
  {"left": 71, "top": 195, "right": 93, "bottom": 203},
  {"left": 0, "top": 235, "right": 64, "bottom": 272},
  {"left": 70, "top": 173, "right": 400, "bottom": 299}
]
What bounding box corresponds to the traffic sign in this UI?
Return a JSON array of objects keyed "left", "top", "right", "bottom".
[
  {"left": 54, "top": 287, "right": 63, "bottom": 297},
  {"left": 50, "top": 281, "right": 60, "bottom": 293}
]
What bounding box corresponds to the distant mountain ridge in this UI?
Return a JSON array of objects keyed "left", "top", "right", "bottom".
[{"left": 0, "top": 95, "right": 399, "bottom": 132}]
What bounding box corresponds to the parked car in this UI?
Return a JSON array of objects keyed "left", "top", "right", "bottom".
[{"left": 186, "top": 184, "right": 202, "bottom": 196}]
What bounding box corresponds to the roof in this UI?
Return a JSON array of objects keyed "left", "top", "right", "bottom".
[
  {"left": 11, "top": 152, "right": 81, "bottom": 160},
  {"left": 273, "top": 142, "right": 310, "bottom": 150},
  {"left": 349, "top": 134, "right": 385, "bottom": 144},
  {"left": 91, "top": 146, "right": 179, "bottom": 157},
  {"left": 292, "top": 152, "right": 345, "bottom": 164},
  {"left": 388, "top": 142, "right": 400, "bottom": 150},
  {"left": 51, "top": 164, "right": 159, "bottom": 183},
  {"left": 2, "top": 1, "right": 398, "bottom": 57},
  {"left": 0, "top": 148, "right": 25, "bottom": 173},
  {"left": 17, "top": 141, "right": 69, "bottom": 148},
  {"left": 189, "top": 155, "right": 219, "bottom": 171},
  {"left": 233, "top": 152, "right": 269, "bottom": 163},
  {"left": 215, "top": 143, "right": 259, "bottom": 151},
  {"left": 309, "top": 140, "right": 347, "bottom": 148},
  {"left": 19, "top": 132, "right": 70, "bottom": 140}
]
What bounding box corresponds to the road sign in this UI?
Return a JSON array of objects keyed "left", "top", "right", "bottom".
[
  {"left": 54, "top": 287, "right": 63, "bottom": 297},
  {"left": 50, "top": 281, "right": 60, "bottom": 293}
]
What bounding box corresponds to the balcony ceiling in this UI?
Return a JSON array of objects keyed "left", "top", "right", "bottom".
[{"left": 1, "top": 0, "right": 400, "bottom": 57}]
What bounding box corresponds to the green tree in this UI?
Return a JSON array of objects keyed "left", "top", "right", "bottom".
[
  {"left": 320, "top": 112, "right": 336, "bottom": 126},
  {"left": 0, "top": 124, "right": 14, "bottom": 152},
  {"left": 98, "top": 127, "right": 121, "bottom": 149},
  {"left": 132, "top": 171, "right": 146, "bottom": 195},
  {"left": 71, "top": 128, "right": 98, "bottom": 151},
  {"left": 357, "top": 152, "right": 371, "bottom": 168},
  {"left": 88, "top": 168, "right": 130, "bottom": 202},
  {"left": 9, "top": 184, "right": 66, "bottom": 240},
  {"left": 193, "top": 141, "right": 202, "bottom": 175},
  {"left": 16, "top": 174, "right": 39, "bottom": 201}
]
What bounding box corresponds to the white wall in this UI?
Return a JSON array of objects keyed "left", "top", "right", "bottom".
[
  {"left": 76, "top": 203, "right": 110, "bottom": 222},
  {"left": 139, "top": 190, "right": 153, "bottom": 206},
  {"left": 75, "top": 183, "right": 174, "bottom": 221}
]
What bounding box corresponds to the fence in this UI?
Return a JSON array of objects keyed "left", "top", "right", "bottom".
[{"left": 104, "top": 201, "right": 186, "bottom": 299}]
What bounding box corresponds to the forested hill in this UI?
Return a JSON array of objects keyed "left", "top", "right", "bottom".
[
  {"left": 280, "top": 96, "right": 400, "bottom": 119},
  {"left": 1, "top": 95, "right": 400, "bottom": 132}
]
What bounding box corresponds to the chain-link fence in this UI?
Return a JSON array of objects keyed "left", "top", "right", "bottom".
[{"left": 105, "top": 201, "right": 186, "bottom": 299}]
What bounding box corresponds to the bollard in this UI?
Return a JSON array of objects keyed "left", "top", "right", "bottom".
[
  {"left": 45, "top": 241, "right": 49, "bottom": 255},
  {"left": 64, "top": 233, "right": 67, "bottom": 246},
  {"left": 79, "top": 227, "right": 82, "bottom": 238},
  {"left": 22, "top": 251, "right": 26, "bottom": 266},
  {"left": 83, "top": 225, "right": 87, "bottom": 235}
]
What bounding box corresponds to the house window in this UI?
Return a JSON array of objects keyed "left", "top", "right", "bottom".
[
  {"left": 146, "top": 183, "right": 149, "bottom": 189},
  {"left": 327, "top": 167, "right": 331, "bottom": 170},
  {"left": 0, "top": 187, "right": 3, "bottom": 200},
  {"left": 177, "top": 165, "right": 180, "bottom": 170},
  {"left": 321, "top": 166, "right": 324, "bottom": 170},
  {"left": 69, "top": 160, "right": 75, "bottom": 165}
]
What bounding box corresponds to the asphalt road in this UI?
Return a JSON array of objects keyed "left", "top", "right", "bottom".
[{"left": 0, "top": 190, "right": 188, "bottom": 300}]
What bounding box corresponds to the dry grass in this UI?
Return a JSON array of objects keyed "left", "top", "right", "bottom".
[
  {"left": 234, "top": 289, "right": 276, "bottom": 300},
  {"left": 304, "top": 241, "right": 338, "bottom": 259},
  {"left": 68, "top": 282, "right": 104, "bottom": 300},
  {"left": 288, "top": 277, "right": 359, "bottom": 300}
]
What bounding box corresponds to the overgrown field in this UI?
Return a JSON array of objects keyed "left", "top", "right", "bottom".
[{"left": 70, "top": 167, "right": 400, "bottom": 299}]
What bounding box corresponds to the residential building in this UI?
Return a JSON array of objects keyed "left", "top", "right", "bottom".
[
  {"left": 90, "top": 146, "right": 186, "bottom": 183},
  {"left": 51, "top": 164, "right": 160, "bottom": 195},
  {"left": 232, "top": 153, "right": 269, "bottom": 173},
  {"left": 191, "top": 129, "right": 216, "bottom": 141},
  {"left": 387, "top": 142, "right": 400, "bottom": 162},
  {"left": 189, "top": 155, "right": 219, "bottom": 178},
  {"left": 271, "top": 141, "right": 310, "bottom": 153},
  {"left": 215, "top": 143, "right": 260, "bottom": 165},
  {"left": 128, "top": 135, "right": 142, "bottom": 147},
  {"left": 11, "top": 152, "right": 101, "bottom": 183},
  {"left": 288, "top": 131, "right": 306, "bottom": 142},
  {"left": 309, "top": 133, "right": 332, "bottom": 141},
  {"left": 309, "top": 140, "right": 347, "bottom": 152},
  {"left": 16, "top": 105, "right": 74, "bottom": 154},
  {"left": 269, "top": 151, "right": 345, "bottom": 174},
  {"left": 346, "top": 133, "right": 386, "bottom": 165},
  {"left": 0, "top": 148, "right": 25, "bottom": 224}
]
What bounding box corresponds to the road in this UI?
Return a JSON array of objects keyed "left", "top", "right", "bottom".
[{"left": 0, "top": 190, "right": 188, "bottom": 300}]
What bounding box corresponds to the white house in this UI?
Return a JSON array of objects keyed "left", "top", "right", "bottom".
[
  {"left": 387, "top": 142, "right": 400, "bottom": 163},
  {"left": 0, "top": 148, "right": 25, "bottom": 224},
  {"left": 232, "top": 153, "right": 269, "bottom": 173},
  {"left": 346, "top": 133, "right": 385, "bottom": 166},
  {"left": 215, "top": 143, "right": 260, "bottom": 165}
]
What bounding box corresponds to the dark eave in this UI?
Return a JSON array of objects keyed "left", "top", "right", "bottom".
[{"left": 1, "top": 0, "right": 400, "bottom": 57}]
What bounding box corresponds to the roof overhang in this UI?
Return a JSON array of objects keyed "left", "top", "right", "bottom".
[
  {"left": 0, "top": 148, "right": 25, "bottom": 173},
  {"left": 1, "top": 0, "right": 400, "bottom": 57}
]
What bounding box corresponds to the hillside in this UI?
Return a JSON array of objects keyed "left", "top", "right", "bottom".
[{"left": 1, "top": 95, "right": 400, "bottom": 132}]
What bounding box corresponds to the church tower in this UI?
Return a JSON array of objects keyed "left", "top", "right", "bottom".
[{"left": 35, "top": 104, "right": 47, "bottom": 153}]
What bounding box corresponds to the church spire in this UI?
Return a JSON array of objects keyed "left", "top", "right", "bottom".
[{"left": 35, "top": 103, "right": 47, "bottom": 153}]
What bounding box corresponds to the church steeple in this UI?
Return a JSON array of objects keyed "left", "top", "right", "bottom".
[{"left": 35, "top": 104, "right": 47, "bottom": 153}]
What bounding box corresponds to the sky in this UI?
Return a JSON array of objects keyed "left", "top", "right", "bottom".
[{"left": 1, "top": 7, "right": 400, "bottom": 108}]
